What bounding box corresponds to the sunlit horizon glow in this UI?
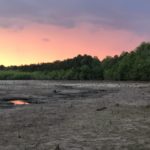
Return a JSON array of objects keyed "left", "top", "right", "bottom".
[{"left": 0, "top": 0, "right": 149, "bottom": 66}]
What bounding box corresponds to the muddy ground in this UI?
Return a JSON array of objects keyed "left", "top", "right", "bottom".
[{"left": 0, "top": 81, "right": 150, "bottom": 150}]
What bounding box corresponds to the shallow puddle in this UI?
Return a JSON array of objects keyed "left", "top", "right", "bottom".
[{"left": 10, "top": 100, "right": 29, "bottom": 105}]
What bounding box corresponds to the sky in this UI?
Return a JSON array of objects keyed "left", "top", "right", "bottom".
[{"left": 0, "top": 0, "right": 150, "bottom": 66}]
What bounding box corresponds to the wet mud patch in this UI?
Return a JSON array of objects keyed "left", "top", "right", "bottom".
[{"left": 52, "top": 86, "right": 118, "bottom": 100}]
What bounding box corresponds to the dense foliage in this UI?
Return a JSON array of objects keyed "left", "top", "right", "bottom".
[
  {"left": 0, "top": 42, "right": 150, "bottom": 80},
  {"left": 102, "top": 42, "right": 150, "bottom": 80}
]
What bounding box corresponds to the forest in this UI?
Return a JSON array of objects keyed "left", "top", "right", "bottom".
[{"left": 0, "top": 42, "right": 150, "bottom": 80}]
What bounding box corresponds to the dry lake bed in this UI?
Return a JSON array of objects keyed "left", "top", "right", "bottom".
[{"left": 0, "top": 80, "right": 150, "bottom": 150}]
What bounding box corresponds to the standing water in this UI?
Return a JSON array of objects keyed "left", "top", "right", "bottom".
[{"left": 10, "top": 100, "right": 29, "bottom": 105}]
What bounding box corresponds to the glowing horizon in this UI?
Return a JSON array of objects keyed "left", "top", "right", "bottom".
[{"left": 0, "top": 23, "right": 147, "bottom": 66}]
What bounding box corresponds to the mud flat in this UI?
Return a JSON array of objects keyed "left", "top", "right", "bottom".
[{"left": 0, "top": 81, "right": 150, "bottom": 150}]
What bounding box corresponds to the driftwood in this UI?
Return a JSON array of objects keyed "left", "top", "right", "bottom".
[{"left": 96, "top": 107, "right": 107, "bottom": 111}]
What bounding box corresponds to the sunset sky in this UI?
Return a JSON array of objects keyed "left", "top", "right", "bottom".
[{"left": 0, "top": 0, "right": 150, "bottom": 66}]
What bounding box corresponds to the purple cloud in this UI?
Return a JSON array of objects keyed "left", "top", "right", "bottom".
[{"left": 0, "top": 0, "right": 149, "bottom": 34}]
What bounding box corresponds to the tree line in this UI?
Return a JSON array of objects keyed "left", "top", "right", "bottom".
[{"left": 0, "top": 42, "right": 150, "bottom": 80}]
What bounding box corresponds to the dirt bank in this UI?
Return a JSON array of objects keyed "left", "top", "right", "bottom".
[{"left": 0, "top": 81, "right": 150, "bottom": 150}]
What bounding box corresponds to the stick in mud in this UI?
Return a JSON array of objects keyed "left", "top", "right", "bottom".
[{"left": 55, "top": 144, "right": 61, "bottom": 150}]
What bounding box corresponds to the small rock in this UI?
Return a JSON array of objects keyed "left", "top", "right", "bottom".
[
  {"left": 53, "top": 90, "right": 57, "bottom": 93},
  {"left": 115, "top": 103, "right": 120, "bottom": 107}
]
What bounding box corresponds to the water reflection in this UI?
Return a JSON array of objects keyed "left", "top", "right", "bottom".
[{"left": 10, "top": 100, "right": 29, "bottom": 105}]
